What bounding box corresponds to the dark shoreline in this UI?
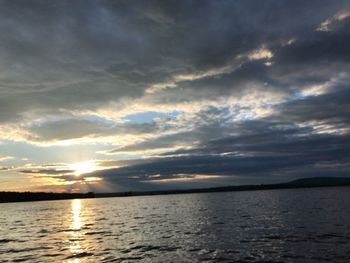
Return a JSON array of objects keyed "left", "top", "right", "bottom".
[{"left": 1, "top": 177, "right": 350, "bottom": 204}]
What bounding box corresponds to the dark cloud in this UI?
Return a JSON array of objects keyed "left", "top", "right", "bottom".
[
  {"left": 277, "top": 88, "right": 350, "bottom": 125},
  {"left": 27, "top": 118, "right": 159, "bottom": 141},
  {"left": 19, "top": 168, "right": 73, "bottom": 175},
  {"left": 0, "top": 0, "right": 348, "bottom": 122},
  {"left": 90, "top": 84, "right": 350, "bottom": 188},
  {"left": 91, "top": 129, "right": 350, "bottom": 188}
]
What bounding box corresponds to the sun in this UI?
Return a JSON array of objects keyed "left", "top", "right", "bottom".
[{"left": 69, "top": 161, "right": 98, "bottom": 176}]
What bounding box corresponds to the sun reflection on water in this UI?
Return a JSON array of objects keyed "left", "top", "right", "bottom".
[
  {"left": 72, "top": 199, "right": 82, "bottom": 230},
  {"left": 66, "top": 199, "right": 84, "bottom": 263}
]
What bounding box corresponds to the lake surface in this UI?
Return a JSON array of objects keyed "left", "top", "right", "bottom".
[{"left": 1, "top": 187, "right": 350, "bottom": 262}]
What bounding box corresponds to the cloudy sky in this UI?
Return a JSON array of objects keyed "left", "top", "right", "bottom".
[{"left": 0, "top": 0, "right": 349, "bottom": 192}]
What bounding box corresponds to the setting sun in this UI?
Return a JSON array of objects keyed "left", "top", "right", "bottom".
[{"left": 69, "top": 161, "right": 98, "bottom": 176}]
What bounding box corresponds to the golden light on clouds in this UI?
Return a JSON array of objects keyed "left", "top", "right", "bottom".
[{"left": 146, "top": 174, "right": 226, "bottom": 183}]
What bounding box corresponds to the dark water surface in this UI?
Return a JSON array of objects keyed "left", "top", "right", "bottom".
[{"left": 1, "top": 187, "right": 350, "bottom": 262}]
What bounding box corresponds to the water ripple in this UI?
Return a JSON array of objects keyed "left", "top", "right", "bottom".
[{"left": 0, "top": 187, "right": 349, "bottom": 262}]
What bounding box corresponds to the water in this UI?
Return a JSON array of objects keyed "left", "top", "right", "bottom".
[{"left": 0, "top": 187, "right": 350, "bottom": 262}]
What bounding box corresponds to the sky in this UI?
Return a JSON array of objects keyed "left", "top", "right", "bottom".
[{"left": 0, "top": 0, "right": 350, "bottom": 192}]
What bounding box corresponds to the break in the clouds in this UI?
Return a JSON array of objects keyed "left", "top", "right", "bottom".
[{"left": 0, "top": 0, "right": 350, "bottom": 192}]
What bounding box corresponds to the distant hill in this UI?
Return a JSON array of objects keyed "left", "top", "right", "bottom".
[
  {"left": 289, "top": 177, "right": 350, "bottom": 186},
  {"left": 95, "top": 176, "right": 350, "bottom": 198},
  {"left": 1, "top": 177, "right": 350, "bottom": 203}
]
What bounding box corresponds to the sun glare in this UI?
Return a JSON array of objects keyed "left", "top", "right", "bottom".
[{"left": 69, "top": 161, "right": 98, "bottom": 176}]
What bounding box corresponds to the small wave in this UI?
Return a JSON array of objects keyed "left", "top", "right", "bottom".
[
  {"left": 65, "top": 252, "right": 94, "bottom": 259},
  {"left": 264, "top": 235, "right": 282, "bottom": 240},
  {"left": 126, "top": 244, "right": 179, "bottom": 253},
  {"left": 316, "top": 233, "right": 342, "bottom": 239},
  {"left": 281, "top": 254, "right": 306, "bottom": 259},
  {"left": 6, "top": 246, "right": 52, "bottom": 253},
  {"left": 187, "top": 247, "right": 201, "bottom": 252},
  {"left": 38, "top": 229, "right": 49, "bottom": 234},
  {"left": 69, "top": 238, "right": 84, "bottom": 242},
  {"left": 57, "top": 228, "right": 80, "bottom": 233},
  {"left": 85, "top": 231, "right": 111, "bottom": 235},
  {"left": 0, "top": 238, "right": 18, "bottom": 243},
  {"left": 11, "top": 256, "right": 35, "bottom": 262},
  {"left": 114, "top": 256, "right": 143, "bottom": 262},
  {"left": 41, "top": 253, "right": 63, "bottom": 258}
]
